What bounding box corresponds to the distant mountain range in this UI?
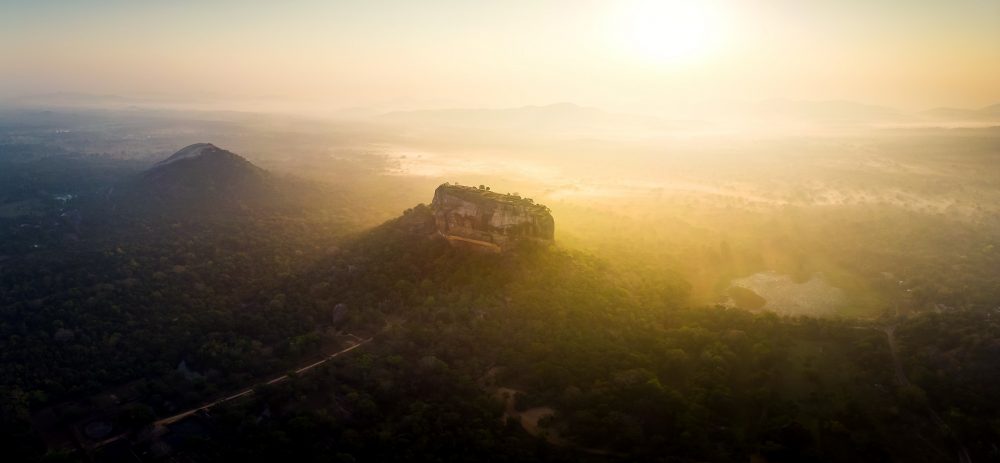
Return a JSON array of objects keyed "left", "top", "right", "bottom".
[
  {"left": 6, "top": 93, "right": 999, "bottom": 127},
  {"left": 922, "top": 103, "right": 1000, "bottom": 122},
  {"left": 744, "top": 99, "right": 905, "bottom": 123},
  {"left": 379, "top": 100, "right": 1000, "bottom": 132},
  {"left": 377, "top": 102, "right": 695, "bottom": 134}
]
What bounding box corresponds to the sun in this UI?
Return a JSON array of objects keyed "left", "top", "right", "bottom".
[{"left": 614, "top": 0, "right": 725, "bottom": 65}]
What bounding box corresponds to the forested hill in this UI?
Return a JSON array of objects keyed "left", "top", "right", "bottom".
[
  {"left": 101, "top": 204, "right": 996, "bottom": 462},
  {"left": 1, "top": 156, "right": 998, "bottom": 462},
  {"left": 0, "top": 145, "right": 378, "bottom": 460},
  {"left": 105, "top": 143, "right": 343, "bottom": 219}
]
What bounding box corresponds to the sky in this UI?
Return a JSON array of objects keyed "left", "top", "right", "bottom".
[{"left": 2, "top": 0, "right": 999, "bottom": 112}]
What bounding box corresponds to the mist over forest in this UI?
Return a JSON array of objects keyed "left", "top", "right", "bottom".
[
  {"left": 3, "top": 0, "right": 1000, "bottom": 461},
  {"left": 1, "top": 98, "right": 998, "bottom": 462}
]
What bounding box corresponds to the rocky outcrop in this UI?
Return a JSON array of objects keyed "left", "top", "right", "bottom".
[{"left": 430, "top": 184, "right": 554, "bottom": 252}]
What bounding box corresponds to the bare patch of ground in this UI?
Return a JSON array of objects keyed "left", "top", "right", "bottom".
[
  {"left": 495, "top": 387, "right": 568, "bottom": 446},
  {"left": 728, "top": 271, "right": 846, "bottom": 316}
]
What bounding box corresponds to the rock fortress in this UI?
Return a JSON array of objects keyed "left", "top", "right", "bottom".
[{"left": 429, "top": 183, "right": 554, "bottom": 252}]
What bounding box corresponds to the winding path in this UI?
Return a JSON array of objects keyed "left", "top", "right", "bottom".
[
  {"left": 884, "top": 326, "right": 910, "bottom": 387},
  {"left": 157, "top": 337, "right": 372, "bottom": 426},
  {"left": 882, "top": 324, "right": 971, "bottom": 463},
  {"left": 93, "top": 337, "right": 373, "bottom": 449}
]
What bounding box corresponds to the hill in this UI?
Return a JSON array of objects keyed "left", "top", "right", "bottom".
[
  {"left": 109, "top": 143, "right": 323, "bottom": 218},
  {"left": 3, "top": 172, "right": 998, "bottom": 463}
]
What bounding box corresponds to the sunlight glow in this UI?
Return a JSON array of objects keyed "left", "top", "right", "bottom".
[{"left": 614, "top": 0, "right": 726, "bottom": 65}]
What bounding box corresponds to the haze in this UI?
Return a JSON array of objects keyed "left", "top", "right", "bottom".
[
  {"left": 3, "top": 1, "right": 1000, "bottom": 462},
  {"left": 3, "top": 0, "right": 1000, "bottom": 112}
]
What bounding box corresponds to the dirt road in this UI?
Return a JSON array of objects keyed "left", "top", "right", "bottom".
[
  {"left": 883, "top": 325, "right": 971, "bottom": 463},
  {"left": 495, "top": 387, "right": 568, "bottom": 446},
  {"left": 93, "top": 337, "right": 372, "bottom": 448},
  {"left": 157, "top": 337, "right": 372, "bottom": 426}
]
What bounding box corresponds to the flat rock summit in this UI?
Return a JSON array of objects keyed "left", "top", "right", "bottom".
[{"left": 429, "top": 183, "right": 554, "bottom": 252}]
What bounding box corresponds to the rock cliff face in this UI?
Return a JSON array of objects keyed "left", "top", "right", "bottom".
[{"left": 430, "top": 184, "right": 554, "bottom": 252}]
